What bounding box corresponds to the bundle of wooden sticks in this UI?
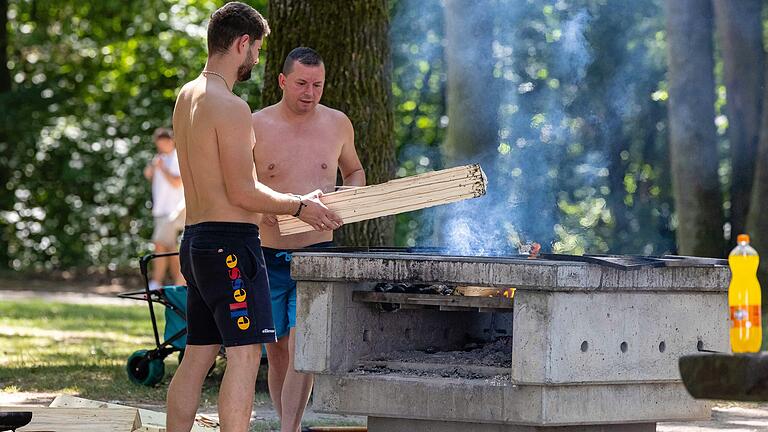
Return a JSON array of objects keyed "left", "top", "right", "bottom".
[{"left": 277, "top": 164, "right": 487, "bottom": 236}]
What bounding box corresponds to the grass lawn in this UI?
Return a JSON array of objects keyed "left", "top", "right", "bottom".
[
  {"left": 0, "top": 298, "right": 273, "bottom": 406},
  {"left": 1, "top": 298, "right": 203, "bottom": 403},
  {"left": 0, "top": 297, "right": 364, "bottom": 431}
]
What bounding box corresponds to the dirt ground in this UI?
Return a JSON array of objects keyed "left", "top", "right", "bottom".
[{"left": 3, "top": 276, "right": 768, "bottom": 431}]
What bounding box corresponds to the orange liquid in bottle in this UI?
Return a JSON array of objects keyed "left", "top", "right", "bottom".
[{"left": 729, "top": 244, "right": 762, "bottom": 353}]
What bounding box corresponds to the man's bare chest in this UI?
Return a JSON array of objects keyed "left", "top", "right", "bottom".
[{"left": 254, "top": 131, "right": 342, "bottom": 187}]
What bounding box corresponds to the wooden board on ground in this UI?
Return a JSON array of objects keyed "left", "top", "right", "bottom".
[
  {"left": 49, "top": 395, "right": 217, "bottom": 431},
  {"left": 10, "top": 406, "right": 139, "bottom": 432},
  {"left": 277, "top": 164, "right": 487, "bottom": 235}
]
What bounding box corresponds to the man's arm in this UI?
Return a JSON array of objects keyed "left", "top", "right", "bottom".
[
  {"left": 143, "top": 163, "right": 154, "bottom": 181},
  {"left": 337, "top": 114, "right": 365, "bottom": 187},
  {"left": 156, "top": 158, "right": 183, "bottom": 188}
]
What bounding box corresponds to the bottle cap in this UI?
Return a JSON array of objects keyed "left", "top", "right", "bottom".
[{"left": 737, "top": 234, "right": 750, "bottom": 243}]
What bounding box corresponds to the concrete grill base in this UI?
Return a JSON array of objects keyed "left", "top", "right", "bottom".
[
  {"left": 291, "top": 251, "right": 728, "bottom": 430},
  {"left": 367, "top": 417, "right": 656, "bottom": 432},
  {"left": 312, "top": 375, "right": 709, "bottom": 429}
]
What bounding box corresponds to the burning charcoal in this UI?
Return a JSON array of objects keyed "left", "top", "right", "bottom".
[
  {"left": 401, "top": 283, "right": 420, "bottom": 293},
  {"left": 374, "top": 282, "right": 404, "bottom": 293},
  {"left": 529, "top": 242, "right": 541, "bottom": 258},
  {"left": 518, "top": 241, "right": 541, "bottom": 257}
]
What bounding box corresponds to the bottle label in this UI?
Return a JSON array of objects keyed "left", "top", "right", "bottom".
[{"left": 730, "top": 305, "right": 762, "bottom": 328}]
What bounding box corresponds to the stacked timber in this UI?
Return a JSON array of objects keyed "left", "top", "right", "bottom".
[{"left": 277, "top": 164, "right": 487, "bottom": 236}]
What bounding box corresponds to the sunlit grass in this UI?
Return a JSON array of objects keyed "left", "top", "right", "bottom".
[
  {"left": 0, "top": 298, "right": 363, "bottom": 431},
  {"left": 0, "top": 298, "right": 199, "bottom": 403}
]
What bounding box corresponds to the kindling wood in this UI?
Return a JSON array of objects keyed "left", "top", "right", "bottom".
[
  {"left": 277, "top": 164, "right": 487, "bottom": 235},
  {"left": 456, "top": 285, "right": 516, "bottom": 298}
]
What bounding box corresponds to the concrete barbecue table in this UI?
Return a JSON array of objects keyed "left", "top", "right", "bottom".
[{"left": 290, "top": 249, "right": 729, "bottom": 431}]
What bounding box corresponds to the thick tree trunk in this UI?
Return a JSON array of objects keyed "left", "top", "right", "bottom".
[
  {"left": 437, "top": 0, "right": 503, "bottom": 248},
  {"left": 714, "top": 0, "right": 764, "bottom": 241},
  {"left": 0, "top": 0, "right": 11, "bottom": 268},
  {"left": 442, "top": 0, "right": 499, "bottom": 165},
  {"left": 263, "top": 0, "right": 396, "bottom": 246},
  {"left": 747, "top": 57, "right": 768, "bottom": 293},
  {"left": 664, "top": 0, "right": 725, "bottom": 257}
]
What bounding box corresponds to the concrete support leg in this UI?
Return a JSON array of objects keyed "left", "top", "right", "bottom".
[{"left": 367, "top": 417, "right": 656, "bottom": 432}]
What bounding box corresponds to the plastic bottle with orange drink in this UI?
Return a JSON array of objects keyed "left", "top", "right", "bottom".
[{"left": 728, "top": 234, "right": 762, "bottom": 353}]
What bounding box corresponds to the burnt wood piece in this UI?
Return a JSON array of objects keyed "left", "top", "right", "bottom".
[
  {"left": 352, "top": 291, "right": 514, "bottom": 312},
  {"left": 679, "top": 353, "right": 768, "bottom": 401}
]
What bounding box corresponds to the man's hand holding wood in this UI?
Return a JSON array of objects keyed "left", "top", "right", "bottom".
[{"left": 294, "top": 189, "right": 343, "bottom": 232}]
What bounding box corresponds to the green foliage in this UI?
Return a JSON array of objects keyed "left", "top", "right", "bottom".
[
  {"left": 0, "top": 0, "right": 708, "bottom": 270},
  {"left": 1, "top": 0, "right": 266, "bottom": 271}
]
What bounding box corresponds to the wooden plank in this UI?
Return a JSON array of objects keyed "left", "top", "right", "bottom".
[
  {"left": 10, "top": 406, "right": 139, "bottom": 432},
  {"left": 279, "top": 188, "right": 479, "bottom": 235},
  {"left": 277, "top": 164, "right": 486, "bottom": 235},
  {"left": 352, "top": 291, "right": 513, "bottom": 310},
  {"left": 318, "top": 167, "right": 482, "bottom": 206},
  {"left": 679, "top": 353, "right": 768, "bottom": 401},
  {"left": 49, "top": 395, "right": 216, "bottom": 431}
]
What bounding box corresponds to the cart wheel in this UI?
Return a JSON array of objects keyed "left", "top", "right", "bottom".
[{"left": 126, "top": 350, "right": 165, "bottom": 386}]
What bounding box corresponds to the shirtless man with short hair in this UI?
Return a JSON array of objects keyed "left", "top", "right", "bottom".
[
  {"left": 166, "top": 6, "right": 342, "bottom": 432},
  {"left": 251, "top": 47, "right": 365, "bottom": 432}
]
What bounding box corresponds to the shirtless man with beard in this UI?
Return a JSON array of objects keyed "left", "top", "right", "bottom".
[{"left": 166, "top": 7, "right": 342, "bottom": 432}]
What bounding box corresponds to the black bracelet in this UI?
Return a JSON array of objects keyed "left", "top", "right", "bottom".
[{"left": 292, "top": 199, "right": 307, "bottom": 217}]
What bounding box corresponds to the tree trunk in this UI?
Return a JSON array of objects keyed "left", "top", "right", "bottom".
[
  {"left": 714, "top": 0, "right": 764, "bottom": 241},
  {"left": 0, "top": 0, "right": 11, "bottom": 268},
  {"left": 664, "top": 0, "right": 725, "bottom": 257},
  {"left": 442, "top": 0, "right": 499, "bottom": 165},
  {"left": 747, "top": 57, "right": 768, "bottom": 293},
  {"left": 437, "top": 0, "right": 503, "bottom": 248},
  {"left": 263, "top": 0, "right": 396, "bottom": 246}
]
